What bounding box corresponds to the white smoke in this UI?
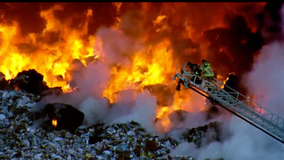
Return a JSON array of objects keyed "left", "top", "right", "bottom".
[
  {"left": 168, "top": 4, "right": 284, "bottom": 160},
  {"left": 64, "top": 26, "right": 156, "bottom": 129},
  {"left": 95, "top": 27, "right": 144, "bottom": 66},
  {"left": 109, "top": 92, "right": 158, "bottom": 134},
  {"left": 243, "top": 41, "right": 284, "bottom": 114},
  {"left": 78, "top": 96, "right": 109, "bottom": 126}
]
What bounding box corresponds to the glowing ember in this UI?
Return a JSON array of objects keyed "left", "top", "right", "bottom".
[{"left": 52, "top": 118, "right": 58, "bottom": 127}]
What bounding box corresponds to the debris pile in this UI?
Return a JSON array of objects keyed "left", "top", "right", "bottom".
[
  {"left": 34, "top": 103, "right": 85, "bottom": 133},
  {"left": 9, "top": 69, "right": 50, "bottom": 95},
  {"left": 0, "top": 90, "right": 225, "bottom": 159},
  {"left": 0, "top": 69, "right": 63, "bottom": 98},
  {"left": 181, "top": 121, "right": 221, "bottom": 148}
]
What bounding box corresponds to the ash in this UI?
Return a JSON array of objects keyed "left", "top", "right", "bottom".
[{"left": 0, "top": 90, "right": 223, "bottom": 160}]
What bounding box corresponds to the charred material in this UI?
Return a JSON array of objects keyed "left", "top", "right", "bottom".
[
  {"left": 35, "top": 103, "right": 84, "bottom": 133},
  {"left": 9, "top": 69, "right": 49, "bottom": 95},
  {"left": 181, "top": 121, "right": 221, "bottom": 148}
]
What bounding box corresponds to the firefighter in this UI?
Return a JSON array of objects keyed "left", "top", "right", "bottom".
[
  {"left": 199, "top": 59, "right": 214, "bottom": 91},
  {"left": 187, "top": 62, "right": 202, "bottom": 84},
  {"left": 176, "top": 62, "right": 202, "bottom": 91},
  {"left": 187, "top": 62, "right": 199, "bottom": 72},
  {"left": 176, "top": 69, "right": 188, "bottom": 91}
]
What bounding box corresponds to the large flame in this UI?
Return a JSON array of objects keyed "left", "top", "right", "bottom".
[
  {"left": 0, "top": 5, "right": 98, "bottom": 92},
  {"left": 0, "top": 3, "right": 266, "bottom": 132}
]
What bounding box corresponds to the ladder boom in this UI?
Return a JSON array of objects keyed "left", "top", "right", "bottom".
[{"left": 173, "top": 64, "right": 284, "bottom": 144}]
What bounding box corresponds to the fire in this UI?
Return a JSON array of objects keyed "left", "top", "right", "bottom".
[
  {"left": 52, "top": 117, "right": 58, "bottom": 127},
  {"left": 221, "top": 76, "right": 229, "bottom": 89},
  {"left": 103, "top": 39, "right": 175, "bottom": 103},
  {"left": 0, "top": 3, "right": 266, "bottom": 133},
  {"left": 156, "top": 91, "right": 208, "bottom": 132},
  {"left": 220, "top": 72, "right": 235, "bottom": 89},
  {"left": 156, "top": 107, "right": 171, "bottom": 132},
  {"left": 0, "top": 5, "right": 98, "bottom": 92}
]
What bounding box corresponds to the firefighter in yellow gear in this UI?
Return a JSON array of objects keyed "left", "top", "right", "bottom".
[{"left": 200, "top": 59, "right": 214, "bottom": 91}]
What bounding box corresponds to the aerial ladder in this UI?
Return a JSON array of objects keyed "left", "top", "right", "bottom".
[{"left": 173, "top": 63, "right": 284, "bottom": 144}]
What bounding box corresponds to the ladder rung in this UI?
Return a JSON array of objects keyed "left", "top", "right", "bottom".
[{"left": 173, "top": 68, "right": 284, "bottom": 143}]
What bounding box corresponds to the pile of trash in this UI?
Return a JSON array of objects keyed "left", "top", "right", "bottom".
[
  {"left": 0, "top": 69, "right": 63, "bottom": 99},
  {"left": 0, "top": 90, "right": 225, "bottom": 159},
  {"left": 0, "top": 68, "right": 225, "bottom": 159},
  {"left": 181, "top": 121, "right": 221, "bottom": 148}
]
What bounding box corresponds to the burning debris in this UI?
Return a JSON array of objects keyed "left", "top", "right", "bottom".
[
  {"left": 34, "top": 103, "right": 85, "bottom": 133},
  {"left": 5, "top": 69, "right": 64, "bottom": 98},
  {"left": 9, "top": 69, "right": 49, "bottom": 95}
]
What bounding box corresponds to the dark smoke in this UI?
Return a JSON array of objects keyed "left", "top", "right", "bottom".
[
  {"left": 202, "top": 2, "right": 284, "bottom": 94},
  {"left": 0, "top": 2, "right": 118, "bottom": 36},
  {"left": 53, "top": 2, "right": 117, "bottom": 35},
  {"left": 203, "top": 14, "right": 263, "bottom": 76},
  {"left": 258, "top": 2, "right": 284, "bottom": 43},
  {"left": 0, "top": 2, "right": 47, "bottom": 35},
  {"left": 118, "top": 3, "right": 267, "bottom": 77}
]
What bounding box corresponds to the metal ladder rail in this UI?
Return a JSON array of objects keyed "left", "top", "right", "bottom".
[
  {"left": 209, "top": 87, "right": 284, "bottom": 141},
  {"left": 208, "top": 86, "right": 284, "bottom": 134},
  {"left": 173, "top": 66, "right": 284, "bottom": 143},
  {"left": 179, "top": 65, "right": 284, "bottom": 131},
  {"left": 209, "top": 78, "right": 284, "bottom": 131},
  {"left": 189, "top": 73, "right": 284, "bottom": 143}
]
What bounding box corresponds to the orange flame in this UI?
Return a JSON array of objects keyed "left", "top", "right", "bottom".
[
  {"left": 0, "top": 3, "right": 266, "bottom": 132},
  {"left": 52, "top": 117, "right": 58, "bottom": 127},
  {"left": 0, "top": 5, "right": 98, "bottom": 92}
]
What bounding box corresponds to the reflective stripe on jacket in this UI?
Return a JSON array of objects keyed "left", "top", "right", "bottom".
[{"left": 201, "top": 62, "right": 214, "bottom": 77}]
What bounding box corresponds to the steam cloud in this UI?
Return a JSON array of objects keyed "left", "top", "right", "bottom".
[{"left": 167, "top": 3, "right": 284, "bottom": 160}]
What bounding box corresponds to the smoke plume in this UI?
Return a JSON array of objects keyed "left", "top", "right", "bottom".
[{"left": 167, "top": 3, "right": 284, "bottom": 160}]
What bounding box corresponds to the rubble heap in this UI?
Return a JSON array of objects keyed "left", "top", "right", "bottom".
[
  {"left": 181, "top": 122, "right": 221, "bottom": 148},
  {"left": 0, "top": 69, "right": 63, "bottom": 98},
  {"left": 0, "top": 88, "right": 225, "bottom": 159},
  {"left": 34, "top": 103, "right": 85, "bottom": 133}
]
